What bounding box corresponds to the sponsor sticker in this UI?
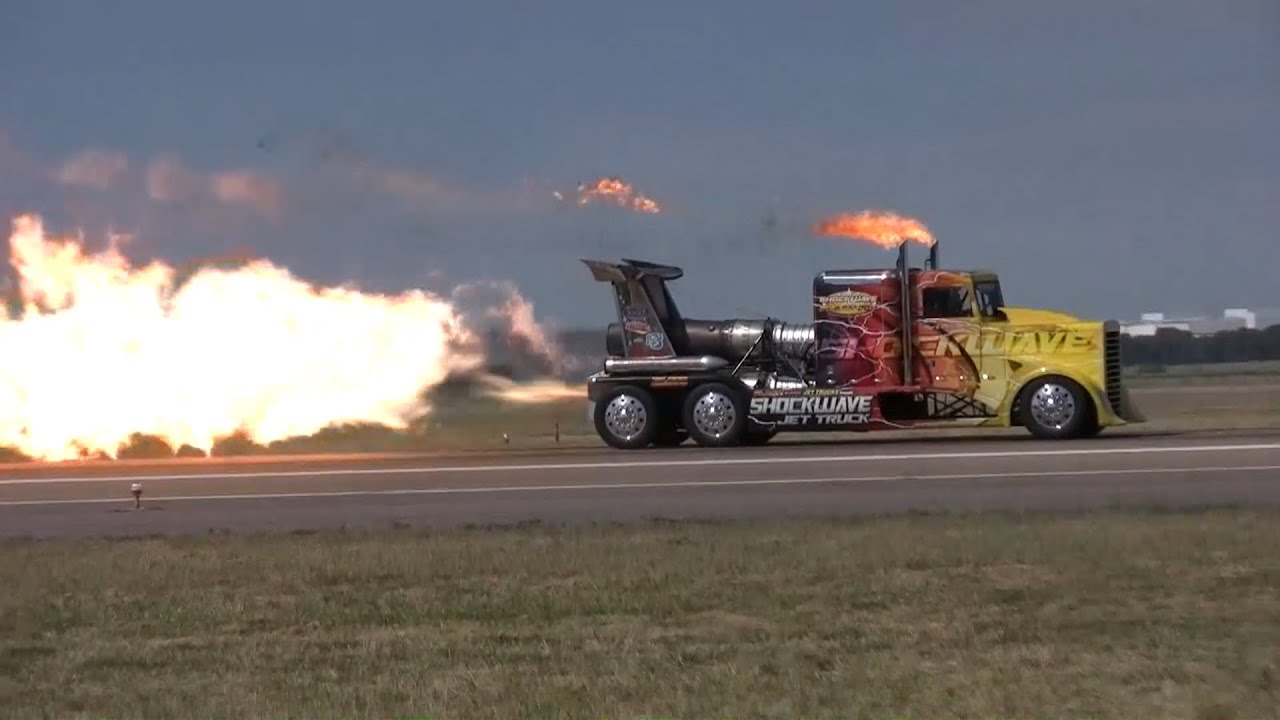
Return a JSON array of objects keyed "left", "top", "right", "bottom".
[
  {"left": 624, "top": 319, "right": 651, "bottom": 334},
  {"left": 818, "top": 290, "right": 877, "bottom": 316},
  {"left": 749, "top": 393, "right": 873, "bottom": 426},
  {"left": 645, "top": 332, "right": 665, "bottom": 351}
]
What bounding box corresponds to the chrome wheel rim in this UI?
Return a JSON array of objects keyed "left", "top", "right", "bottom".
[
  {"left": 1029, "top": 382, "right": 1076, "bottom": 429},
  {"left": 691, "top": 391, "right": 736, "bottom": 438},
  {"left": 604, "top": 394, "right": 647, "bottom": 440}
]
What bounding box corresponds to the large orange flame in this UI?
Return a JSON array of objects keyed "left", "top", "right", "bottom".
[
  {"left": 562, "top": 176, "right": 661, "bottom": 214},
  {"left": 476, "top": 374, "right": 582, "bottom": 403},
  {"left": 812, "top": 210, "right": 935, "bottom": 249},
  {"left": 0, "top": 214, "right": 577, "bottom": 460}
]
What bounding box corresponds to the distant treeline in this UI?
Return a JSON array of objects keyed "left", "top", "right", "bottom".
[{"left": 1122, "top": 325, "right": 1280, "bottom": 367}]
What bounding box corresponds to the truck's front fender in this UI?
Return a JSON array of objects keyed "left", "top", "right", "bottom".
[{"left": 1005, "top": 366, "right": 1125, "bottom": 427}]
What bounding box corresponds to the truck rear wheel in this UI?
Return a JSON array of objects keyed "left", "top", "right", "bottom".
[
  {"left": 1020, "top": 376, "right": 1091, "bottom": 440},
  {"left": 594, "top": 385, "right": 659, "bottom": 449},
  {"left": 682, "top": 382, "right": 747, "bottom": 447}
]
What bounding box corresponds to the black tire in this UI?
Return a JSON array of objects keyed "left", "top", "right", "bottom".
[
  {"left": 1018, "top": 376, "right": 1092, "bottom": 440},
  {"left": 593, "top": 385, "right": 659, "bottom": 449},
  {"left": 681, "top": 382, "right": 747, "bottom": 447}
]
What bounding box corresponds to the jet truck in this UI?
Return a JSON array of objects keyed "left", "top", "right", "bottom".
[{"left": 581, "top": 242, "right": 1143, "bottom": 449}]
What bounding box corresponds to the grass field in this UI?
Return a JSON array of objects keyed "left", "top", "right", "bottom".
[
  {"left": 1126, "top": 360, "right": 1280, "bottom": 381},
  {"left": 1124, "top": 362, "right": 1280, "bottom": 432},
  {"left": 2, "top": 510, "right": 1278, "bottom": 719}
]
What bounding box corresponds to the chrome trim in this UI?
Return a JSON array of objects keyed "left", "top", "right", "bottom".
[
  {"left": 704, "top": 320, "right": 814, "bottom": 360},
  {"left": 739, "top": 372, "right": 808, "bottom": 390},
  {"left": 1029, "top": 382, "right": 1077, "bottom": 429},
  {"left": 897, "top": 244, "right": 913, "bottom": 386},
  {"left": 819, "top": 270, "right": 893, "bottom": 284},
  {"left": 602, "top": 393, "right": 648, "bottom": 440},
  {"left": 690, "top": 389, "right": 737, "bottom": 438},
  {"left": 1104, "top": 325, "right": 1122, "bottom": 413},
  {"left": 770, "top": 322, "right": 815, "bottom": 357},
  {"left": 603, "top": 355, "right": 729, "bottom": 374}
]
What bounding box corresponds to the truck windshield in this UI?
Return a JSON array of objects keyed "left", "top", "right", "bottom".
[{"left": 974, "top": 280, "right": 1005, "bottom": 318}]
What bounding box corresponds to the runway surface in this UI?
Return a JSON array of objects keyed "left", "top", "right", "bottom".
[{"left": 3, "top": 431, "right": 1280, "bottom": 538}]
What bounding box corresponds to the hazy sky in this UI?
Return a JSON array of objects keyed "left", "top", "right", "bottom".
[{"left": 2, "top": 0, "right": 1277, "bottom": 329}]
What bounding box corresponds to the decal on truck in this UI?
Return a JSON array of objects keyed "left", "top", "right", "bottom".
[
  {"left": 750, "top": 392, "right": 873, "bottom": 426},
  {"left": 616, "top": 284, "right": 675, "bottom": 359},
  {"left": 915, "top": 329, "right": 1095, "bottom": 358},
  {"left": 817, "top": 290, "right": 877, "bottom": 316},
  {"left": 622, "top": 304, "right": 652, "bottom": 335},
  {"left": 624, "top": 319, "right": 651, "bottom": 334}
]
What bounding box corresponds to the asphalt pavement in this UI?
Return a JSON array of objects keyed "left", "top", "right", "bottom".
[{"left": 2, "top": 431, "right": 1279, "bottom": 538}]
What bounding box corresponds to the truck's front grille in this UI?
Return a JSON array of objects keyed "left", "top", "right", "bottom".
[{"left": 1104, "top": 328, "right": 1122, "bottom": 413}]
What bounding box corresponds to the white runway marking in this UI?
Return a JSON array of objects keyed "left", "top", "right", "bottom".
[
  {"left": 0, "top": 441, "right": 1278, "bottom": 486},
  {"left": 2, "top": 463, "right": 1278, "bottom": 507}
]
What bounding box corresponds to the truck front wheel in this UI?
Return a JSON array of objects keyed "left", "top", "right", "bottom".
[
  {"left": 1019, "top": 376, "right": 1092, "bottom": 440},
  {"left": 682, "top": 382, "right": 747, "bottom": 447},
  {"left": 594, "top": 385, "right": 659, "bottom": 449}
]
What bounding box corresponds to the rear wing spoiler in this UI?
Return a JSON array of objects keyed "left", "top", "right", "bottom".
[
  {"left": 581, "top": 258, "right": 683, "bottom": 282},
  {"left": 581, "top": 258, "right": 685, "bottom": 359}
]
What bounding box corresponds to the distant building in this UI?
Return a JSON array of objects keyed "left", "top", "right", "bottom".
[
  {"left": 1121, "top": 312, "right": 1191, "bottom": 337},
  {"left": 1223, "top": 308, "right": 1258, "bottom": 329},
  {"left": 1120, "top": 309, "right": 1256, "bottom": 337}
]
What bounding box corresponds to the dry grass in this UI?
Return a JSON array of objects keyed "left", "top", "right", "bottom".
[
  {"left": 1127, "top": 360, "right": 1280, "bottom": 382},
  {"left": 2, "top": 510, "right": 1279, "bottom": 718},
  {"left": 1128, "top": 383, "right": 1280, "bottom": 431},
  {"left": 1123, "top": 362, "right": 1280, "bottom": 430}
]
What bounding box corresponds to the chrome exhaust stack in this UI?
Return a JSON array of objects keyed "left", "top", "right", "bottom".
[
  {"left": 896, "top": 243, "right": 912, "bottom": 386},
  {"left": 603, "top": 356, "right": 728, "bottom": 374}
]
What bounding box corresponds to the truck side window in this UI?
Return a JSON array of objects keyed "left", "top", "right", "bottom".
[
  {"left": 922, "top": 286, "right": 973, "bottom": 318},
  {"left": 974, "top": 281, "right": 1005, "bottom": 319}
]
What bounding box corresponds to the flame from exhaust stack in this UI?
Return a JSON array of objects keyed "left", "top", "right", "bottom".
[
  {"left": 812, "top": 210, "right": 935, "bottom": 249},
  {"left": 563, "top": 177, "right": 661, "bottom": 214},
  {"left": 0, "top": 214, "right": 492, "bottom": 461}
]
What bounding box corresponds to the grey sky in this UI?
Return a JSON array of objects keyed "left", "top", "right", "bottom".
[{"left": 2, "top": 0, "right": 1277, "bottom": 330}]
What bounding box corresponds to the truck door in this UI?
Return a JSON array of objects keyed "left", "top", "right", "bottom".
[
  {"left": 973, "top": 277, "right": 1013, "bottom": 410},
  {"left": 915, "top": 273, "right": 980, "bottom": 394}
]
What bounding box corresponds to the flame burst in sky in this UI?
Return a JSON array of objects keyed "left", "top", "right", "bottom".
[
  {"left": 0, "top": 214, "right": 574, "bottom": 461},
  {"left": 812, "top": 210, "right": 936, "bottom": 249},
  {"left": 559, "top": 176, "right": 661, "bottom": 214}
]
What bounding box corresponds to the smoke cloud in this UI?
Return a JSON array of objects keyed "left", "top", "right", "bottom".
[
  {"left": 54, "top": 150, "right": 130, "bottom": 190},
  {"left": 145, "top": 155, "right": 283, "bottom": 219},
  {"left": 210, "top": 170, "right": 284, "bottom": 218}
]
